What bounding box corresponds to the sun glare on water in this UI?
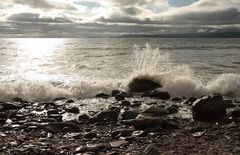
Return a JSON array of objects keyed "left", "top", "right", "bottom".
[
  {"left": 12, "top": 38, "right": 64, "bottom": 80},
  {"left": 15, "top": 38, "right": 62, "bottom": 58}
]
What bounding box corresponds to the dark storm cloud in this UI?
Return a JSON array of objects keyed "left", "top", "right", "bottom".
[
  {"left": 8, "top": 13, "right": 73, "bottom": 23},
  {"left": 12, "top": 0, "right": 77, "bottom": 10},
  {"left": 123, "top": 7, "right": 142, "bottom": 16},
  {"left": 167, "top": 8, "right": 240, "bottom": 25},
  {"left": 0, "top": 0, "right": 240, "bottom": 37}
]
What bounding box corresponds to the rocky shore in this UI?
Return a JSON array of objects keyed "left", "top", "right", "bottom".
[{"left": 1, "top": 88, "right": 240, "bottom": 154}]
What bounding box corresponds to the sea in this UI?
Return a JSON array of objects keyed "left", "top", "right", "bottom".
[{"left": 0, "top": 38, "right": 239, "bottom": 101}]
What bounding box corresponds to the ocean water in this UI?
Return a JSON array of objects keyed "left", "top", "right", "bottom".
[{"left": 0, "top": 38, "right": 240, "bottom": 101}]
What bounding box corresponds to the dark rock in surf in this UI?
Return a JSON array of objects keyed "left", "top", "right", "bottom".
[
  {"left": 182, "top": 97, "right": 197, "bottom": 106},
  {"left": 0, "top": 112, "right": 7, "bottom": 123},
  {"left": 65, "top": 99, "right": 74, "bottom": 103},
  {"left": 121, "top": 100, "right": 131, "bottom": 106},
  {"left": 66, "top": 107, "right": 79, "bottom": 114},
  {"left": 192, "top": 93, "right": 227, "bottom": 121},
  {"left": 0, "top": 102, "right": 22, "bottom": 111},
  {"left": 112, "top": 90, "right": 121, "bottom": 96},
  {"left": 231, "top": 108, "right": 240, "bottom": 118},
  {"left": 12, "top": 97, "right": 23, "bottom": 102},
  {"left": 142, "top": 89, "right": 170, "bottom": 100},
  {"left": 115, "top": 93, "right": 125, "bottom": 101},
  {"left": 47, "top": 109, "right": 59, "bottom": 116},
  {"left": 95, "top": 93, "right": 110, "bottom": 99},
  {"left": 128, "top": 78, "right": 162, "bottom": 93}
]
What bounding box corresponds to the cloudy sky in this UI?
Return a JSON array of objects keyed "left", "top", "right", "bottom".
[{"left": 0, "top": 0, "right": 240, "bottom": 37}]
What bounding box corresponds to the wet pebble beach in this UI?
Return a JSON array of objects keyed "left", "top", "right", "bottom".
[{"left": 1, "top": 88, "right": 240, "bottom": 155}]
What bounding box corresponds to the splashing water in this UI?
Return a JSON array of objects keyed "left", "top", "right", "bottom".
[{"left": 126, "top": 44, "right": 240, "bottom": 98}]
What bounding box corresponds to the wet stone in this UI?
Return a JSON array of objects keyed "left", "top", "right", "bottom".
[
  {"left": 66, "top": 107, "right": 79, "bottom": 114},
  {"left": 84, "top": 132, "right": 97, "bottom": 139},
  {"left": 41, "top": 122, "right": 80, "bottom": 133},
  {"left": 47, "top": 109, "right": 59, "bottom": 115},
  {"left": 115, "top": 93, "right": 125, "bottom": 101},
  {"left": 122, "top": 110, "right": 139, "bottom": 120},
  {"left": 112, "top": 90, "right": 121, "bottom": 97},
  {"left": 78, "top": 114, "right": 90, "bottom": 122},
  {"left": 121, "top": 100, "right": 131, "bottom": 106},
  {"left": 143, "top": 144, "right": 159, "bottom": 155},
  {"left": 132, "top": 130, "right": 147, "bottom": 137},
  {"left": 95, "top": 93, "right": 110, "bottom": 99},
  {"left": 48, "top": 114, "right": 63, "bottom": 122},
  {"left": 231, "top": 107, "right": 240, "bottom": 118},
  {"left": 73, "top": 143, "right": 107, "bottom": 154},
  {"left": 142, "top": 89, "right": 170, "bottom": 100},
  {"left": 0, "top": 102, "right": 22, "bottom": 111},
  {"left": 65, "top": 99, "right": 74, "bottom": 103},
  {"left": 130, "top": 101, "right": 142, "bottom": 107},
  {"left": 143, "top": 106, "right": 170, "bottom": 116},
  {"left": 110, "top": 140, "right": 129, "bottom": 148}
]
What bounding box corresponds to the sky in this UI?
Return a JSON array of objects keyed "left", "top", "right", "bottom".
[{"left": 0, "top": 0, "right": 240, "bottom": 37}]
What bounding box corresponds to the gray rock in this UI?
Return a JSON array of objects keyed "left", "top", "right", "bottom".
[
  {"left": 66, "top": 107, "right": 79, "bottom": 114},
  {"left": 122, "top": 110, "right": 139, "bottom": 120},
  {"left": 192, "top": 93, "right": 226, "bottom": 121},
  {"left": 167, "top": 105, "right": 179, "bottom": 114},
  {"left": 143, "top": 106, "right": 170, "bottom": 116},
  {"left": 121, "top": 100, "right": 131, "bottom": 106},
  {"left": 130, "top": 101, "right": 142, "bottom": 107},
  {"left": 41, "top": 122, "right": 80, "bottom": 133},
  {"left": 111, "top": 129, "right": 134, "bottom": 139},
  {"left": 93, "top": 107, "right": 120, "bottom": 122},
  {"left": 133, "top": 114, "right": 179, "bottom": 131},
  {"left": 47, "top": 109, "right": 59, "bottom": 116},
  {"left": 110, "top": 140, "right": 129, "bottom": 148},
  {"left": 132, "top": 130, "right": 147, "bottom": 137},
  {"left": 83, "top": 132, "right": 97, "bottom": 139},
  {"left": 73, "top": 143, "right": 107, "bottom": 154},
  {"left": 143, "top": 144, "right": 160, "bottom": 155}
]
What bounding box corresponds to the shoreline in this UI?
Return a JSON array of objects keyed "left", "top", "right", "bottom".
[{"left": 0, "top": 91, "right": 240, "bottom": 155}]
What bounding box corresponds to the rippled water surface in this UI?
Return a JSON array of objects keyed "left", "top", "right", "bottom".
[{"left": 0, "top": 38, "right": 239, "bottom": 101}]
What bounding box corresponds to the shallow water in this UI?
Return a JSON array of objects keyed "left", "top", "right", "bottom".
[{"left": 0, "top": 38, "right": 239, "bottom": 101}]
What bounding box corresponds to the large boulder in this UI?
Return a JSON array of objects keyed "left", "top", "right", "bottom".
[
  {"left": 192, "top": 93, "right": 227, "bottom": 121},
  {"left": 128, "top": 78, "right": 161, "bottom": 93}
]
